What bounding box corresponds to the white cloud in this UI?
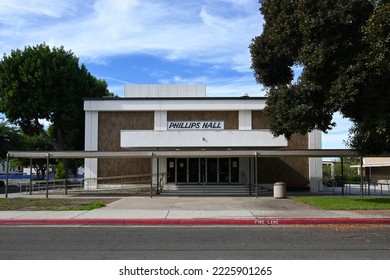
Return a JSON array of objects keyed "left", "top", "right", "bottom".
[
  {"left": 0, "top": 0, "right": 262, "bottom": 72},
  {"left": 158, "top": 74, "right": 264, "bottom": 97},
  {"left": 0, "top": 0, "right": 79, "bottom": 20}
]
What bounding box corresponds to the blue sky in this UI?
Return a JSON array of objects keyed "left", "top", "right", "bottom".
[{"left": 0, "top": 0, "right": 351, "bottom": 148}]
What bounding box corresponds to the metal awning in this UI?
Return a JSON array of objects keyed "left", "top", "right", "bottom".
[
  {"left": 7, "top": 148, "right": 361, "bottom": 159},
  {"left": 5, "top": 148, "right": 387, "bottom": 199}
]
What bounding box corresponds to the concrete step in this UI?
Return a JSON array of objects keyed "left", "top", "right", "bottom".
[{"left": 159, "top": 184, "right": 270, "bottom": 196}]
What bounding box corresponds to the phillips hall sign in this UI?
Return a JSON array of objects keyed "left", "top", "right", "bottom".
[{"left": 167, "top": 121, "right": 224, "bottom": 130}]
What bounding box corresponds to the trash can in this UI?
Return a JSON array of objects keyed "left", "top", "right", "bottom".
[{"left": 273, "top": 182, "right": 286, "bottom": 199}]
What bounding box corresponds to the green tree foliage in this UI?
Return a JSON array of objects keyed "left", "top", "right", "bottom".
[
  {"left": 0, "top": 121, "right": 25, "bottom": 159},
  {"left": 24, "top": 133, "right": 55, "bottom": 178},
  {"left": 8, "top": 131, "right": 54, "bottom": 178},
  {"left": 250, "top": 0, "right": 390, "bottom": 154},
  {"left": 323, "top": 157, "right": 360, "bottom": 182},
  {"left": 0, "top": 43, "right": 112, "bottom": 151}
]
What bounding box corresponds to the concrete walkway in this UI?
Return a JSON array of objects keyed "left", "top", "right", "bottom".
[{"left": 1, "top": 194, "right": 390, "bottom": 225}]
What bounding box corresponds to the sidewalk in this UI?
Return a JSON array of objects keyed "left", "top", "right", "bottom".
[{"left": 1, "top": 194, "right": 390, "bottom": 225}]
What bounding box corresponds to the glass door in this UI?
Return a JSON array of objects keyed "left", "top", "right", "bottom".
[
  {"left": 219, "top": 158, "right": 230, "bottom": 183},
  {"left": 176, "top": 158, "right": 187, "bottom": 183},
  {"left": 200, "top": 158, "right": 206, "bottom": 183},
  {"left": 188, "top": 158, "right": 200, "bottom": 183},
  {"left": 230, "top": 158, "right": 239, "bottom": 183},
  {"left": 167, "top": 158, "right": 176, "bottom": 183},
  {"left": 207, "top": 158, "right": 218, "bottom": 183}
]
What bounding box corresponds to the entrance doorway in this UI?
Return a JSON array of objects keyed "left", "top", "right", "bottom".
[{"left": 167, "top": 158, "right": 239, "bottom": 184}]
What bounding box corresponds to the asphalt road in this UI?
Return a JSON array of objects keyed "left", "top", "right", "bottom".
[{"left": 1, "top": 225, "right": 390, "bottom": 260}]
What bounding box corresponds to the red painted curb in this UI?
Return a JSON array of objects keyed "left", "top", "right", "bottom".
[{"left": 1, "top": 218, "right": 390, "bottom": 225}]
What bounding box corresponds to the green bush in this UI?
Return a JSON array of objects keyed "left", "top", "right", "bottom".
[
  {"left": 346, "top": 176, "right": 362, "bottom": 183},
  {"left": 55, "top": 160, "right": 66, "bottom": 179}
]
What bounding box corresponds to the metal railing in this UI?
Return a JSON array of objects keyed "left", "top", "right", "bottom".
[
  {"left": 82, "top": 173, "right": 151, "bottom": 190},
  {"left": 8, "top": 174, "right": 158, "bottom": 197},
  {"left": 240, "top": 170, "right": 250, "bottom": 194},
  {"left": 318, "top": 177, "right": 390, "bottom": 196}
]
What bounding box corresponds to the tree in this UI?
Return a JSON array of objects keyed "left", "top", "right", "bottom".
[
  {"left": 0, "top": 122, "right": 54, "bottom": 178},
  {"left": 250, "top": 0, "right": 390, "bottom": 154},
  {"left": 5, "top": 130, "right": 55, "bottom": 179},
  {"left": 0, "top": 121, "right": 25, "bottom": 159},
  {"left": 0, "top": 43, "right": 112, "bottom": 152},
  {"left": 23, "top": 133, "right": 55, "bottom": 179}
]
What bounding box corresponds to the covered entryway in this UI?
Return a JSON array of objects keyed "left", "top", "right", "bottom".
[
  {"left": 4, "top": 149, "right": 362, "bottom": 197},
  {"left": 166, "top": 158, "right": 240, "bottom": 184}
]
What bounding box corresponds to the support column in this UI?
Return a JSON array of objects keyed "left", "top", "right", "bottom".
[
  {"left": 46, "top": 153, "right": 50, "bottom": 198},
  {"left": 255, "top": 153, "right": 258, "bottom": 198},
  {"left": 341, "top": 157, "right": 344, "bottom": 195},
  {"left": 150, "top": 153, "right": 154, "bottom": 198},
  {"left": 29, "top": 158, "right": 33, "bottom": 195},
  {"left": 5, "top": 153, "right": 9, "bottom": 198},
  {"left": 249, "top": 157, "right": 252, "bottom": 195},
  {"left": 360, "top": 156, "right": 364, "bottom": 196},
  {"left": 84, "top": 111, "right": 99, "bottom": 189},
  {"left": 308, "top": 130, "right": 322, "bottom": 192},
  {"left": 156, "top": 157, "right": 160, "bottom": 195}
]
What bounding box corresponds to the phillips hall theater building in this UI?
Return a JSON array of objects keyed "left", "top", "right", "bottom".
[{"left": 83, "top": 84, "right": 322, "bottom": 193}]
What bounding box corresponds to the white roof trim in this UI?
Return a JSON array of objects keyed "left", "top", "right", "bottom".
[
  {"left": 7, "top": 149, "right": 359, "bottom": 159},
  {"left": 84, "top": 98, "right": 266, "bottom": 112}
]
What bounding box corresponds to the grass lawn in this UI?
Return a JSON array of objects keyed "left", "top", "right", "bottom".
[
  {"left": 0, "top": 198, "right": 112, "bottom": 211},
  {"left": 291, "top": 196, "right": 390, "bottom": 210}
]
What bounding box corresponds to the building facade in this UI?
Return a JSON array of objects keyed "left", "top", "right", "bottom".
[
  {"left": 0, "top": 161, "right": 23, "bottom": 175},
  {"left": 84, "top": 84, "right": 322, "bottom": 192},
  {"left": 360, "top": 157, "right": 390, "bottom": 181}
]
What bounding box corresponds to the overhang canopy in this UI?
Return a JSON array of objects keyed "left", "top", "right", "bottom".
[{"left": 7, "top": 149, "right": 361, "bottom": 159}]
